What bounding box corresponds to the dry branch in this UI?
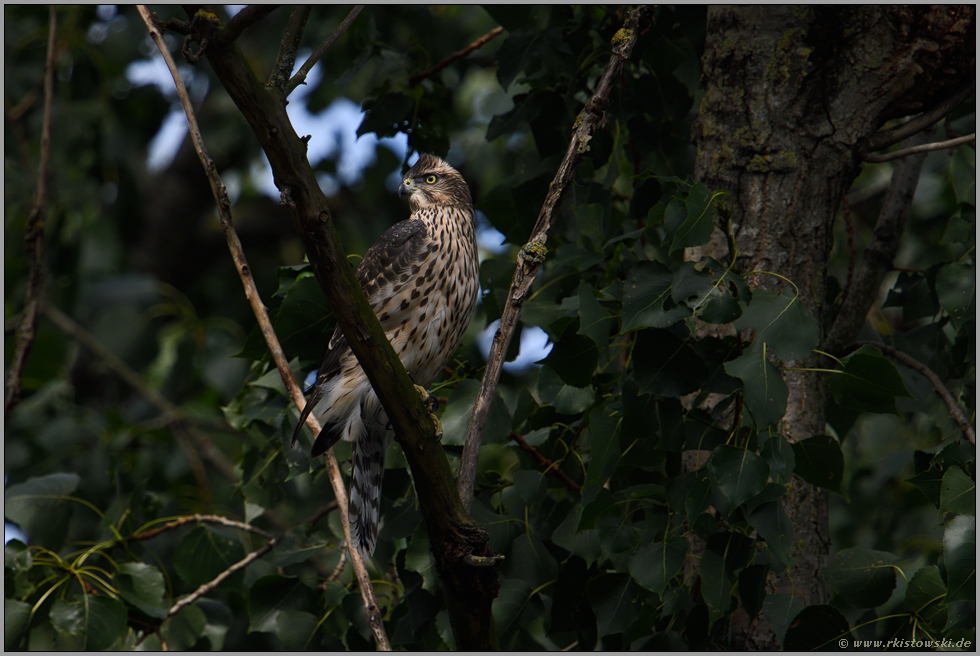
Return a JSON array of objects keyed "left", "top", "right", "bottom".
[
  {"left": 409, "top": 26, "right": 504, "bottom": 86},
  {"left": 284, "top": 5, "right": 365, "bottom": 97},
  {"left": 127, "top": 513, "right": 275, "bottom": 542},
  {"left": 862, "top": 133, "right": 975, "bottom": 163},
  {"left": 457, "top": 6, "right": 656, "bottom": 511}
]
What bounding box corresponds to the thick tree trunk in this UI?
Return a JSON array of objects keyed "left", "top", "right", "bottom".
[{"left": 692, "top": 5, "right": 974, "bottom": 650}]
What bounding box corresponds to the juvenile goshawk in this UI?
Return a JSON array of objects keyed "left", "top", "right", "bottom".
[{"left": 292, "top": 154, "right": 479, "bottom": 556}]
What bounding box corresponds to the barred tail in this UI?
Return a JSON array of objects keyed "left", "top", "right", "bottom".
[{"left": 348, "top": 427, "right": 387, "bottom": 556}]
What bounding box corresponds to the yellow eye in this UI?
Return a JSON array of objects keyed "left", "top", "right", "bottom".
[{"left": 425, "top": 174, "right": 437, "bottom": 184}]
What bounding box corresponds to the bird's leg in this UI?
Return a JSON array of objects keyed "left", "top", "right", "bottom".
[{"left": 413, "top": 383, "right": 443, "bottom": 442}]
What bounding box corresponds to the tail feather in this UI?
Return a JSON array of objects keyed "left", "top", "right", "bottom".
[
  {"left": 348, "top": 426, "right": 387, "bottom": 556},
  {"left": 291, "top": 385, "right": 323, "bottom": 448}
]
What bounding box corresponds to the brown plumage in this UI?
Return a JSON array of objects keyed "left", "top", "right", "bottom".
[{"left": 292, "top": 154, "right": 480, "bottom": 556}]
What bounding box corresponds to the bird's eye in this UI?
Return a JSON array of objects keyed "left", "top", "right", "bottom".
[{"left": 425, "top": 174, "right": 437, "bottom": 184}]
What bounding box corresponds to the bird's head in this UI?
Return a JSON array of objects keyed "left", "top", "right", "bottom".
[{"left": 397, "top": 154, "right": 472, "bottom": 211}]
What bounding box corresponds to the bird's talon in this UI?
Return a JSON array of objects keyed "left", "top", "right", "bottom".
[{"left": 413, "top": 384, "right": 443, "bottom": 442}]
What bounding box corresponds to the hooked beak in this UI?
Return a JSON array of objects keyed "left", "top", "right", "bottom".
[{"left": 398, "top": 179, "right": 412, "bottom": 199}]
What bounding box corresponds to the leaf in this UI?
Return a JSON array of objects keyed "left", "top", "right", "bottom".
[
  {"left": 936, "top": 262, "right": 976, "bottom": 330},
  {"left": 733, "top": 288, "right": 819, "bottom": 360},
  {"left": 506, "top": 534, "right": 559, "bottom": 591},
  {"left": 621, "top": 261, "right": 691, "bottom": 331},
  {"left": 824, "top": 546, "right": 900, "bottom": 608},
  {"left": 551, "top": 506, "right": 601, "bottom": 567},
  {"left": 902, "top": 566, "right": 948, "bottom": 632},
  {"left": 162, "top": 604, "right": 207, "bottom": 651},
  {"left": 51, "top": 596, "right": 127, "bottom": 651},
  {"left": 273, "top": 610, "right": 320, "bottom": 652},
  {"left": 746, "top": 501, "right": 794, "bottom": 571},
  {"left": 492, "top": 577, "right": 533, "bottom": 637},
  {"left": 3, "top": 472, "right": 80, "bottom": 551},
  {"left": 698, "top": 549, "right": 730, "bottom": 629},
  {"left": 939, "top": 466, "right": 976, "bottom": 515},
  {"left": 439, "top": 379, "right": 511, "bottom": 446},
  {"left": 698, "top": 259, "right": 751, "bottom": 324},
  {"left": 536, "top": 366, "right": 594, "bottom": 415},
  {"left": 587, "top": 573, "right": 639, "bottom": 638},
  {"left": 724, "top": 342, "right": 788, "bottom": 428},
  {"left": 761, "top": 434, "right": 795, "bottom": 483},
  {"left": 247, "top": 575, "right": 318, "bottom": 633},
  {"left": 632, "top": 329, "right": 708, "bottom": 397},
  {"left": 577, "top": 282, "right": 611, "bottom": 353},
  {"left": 668, "top": 183, "right": 717, "bottom": 254},
  {"left": 738, "top": 564, "right": 769, "bottom": 620},
  {"left": 581, "top": 410, "right": 620, "bottom": 506},
  {"left": 174, "top": 525, "right": 246, "bottom": 588},
  {"left": 783, "top": 605, "right": 852, "bottom": 651},
  {"left": 828, "top": 346, "right": 914, "bottom": 414},
  {"left": 671, "top": 261, "right": 715, "bottom": 311},
  {"left": 357, "top": 92, "right": 414, "bottom": 138},
  {"left": 761, "top": 593, "right": 803, "bottom": 646},
  {"left": 791, "top": 435, "right": 844, "bottom": 494},
  {"left": 943, "top": 514, "right": 976, "bottom": 603},
  {"left": 709, "top": 445, "right": 770, "bottom": 510},
  {"left": 629, "top": 536, "right": 688, "bottom": 594},
  {"left": 115, "top": 562, "right": 168, "bottom": 619},
  {"left": 539, "top": 328, "right": 597, "bottom": 388},
  {"left": 5, "top": 599, "right": 31, "bottom": 651}
]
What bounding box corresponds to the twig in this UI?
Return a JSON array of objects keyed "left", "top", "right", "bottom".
[
  {"left": 219, "top": 4, "right": 280, "bottom": 45},
  {"left": 862, "top": 133, "right": 975, "bottom": 163},
  {"left": 267, "top": 5, "right": 311, "bottom": 98},
  {"left": 850, "top": 342, "right": 975, "bottom": 445},
  {"left": 301, "top": 501, "right": 339, "bottom": 528},
  {"left": 138, "top": 6, "right": 390, "bottom": 650},
  {"left": 168, "top": 536, "right": 281, "bottom": 618},
  {"left": 126, "top": 513, "right": 275, "bottom": 542},
  {"left": 318, "top": 549, "right": 348, "bottom": 591},
  {"left": 865, "top": 83, "right": 975, "bottom": 152},
  {"left": 5, "top": 5, "right": 57, "bottom": 417},
  {"left": 458, "top": 6, "right": 656, "bottom": 511},
  {"left": 511, "top": 433, "right": 582, "bottom": 493},
  {"left": 285, "top": 5, "right": 365, "bottom": 97},
  {"left": 824, "top": 131, "right": 931, "bottom": 353},
  {"left": 409, "top": 26, "right": 504, "bottom": 86}
]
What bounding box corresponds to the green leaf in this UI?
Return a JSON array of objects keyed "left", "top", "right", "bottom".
[
  {"left": 944, "top": 514, "right": 976, "bottom": 603},
  {"left": 738, "top": 564, "right": 769, "bottom": 620},
  {"left": 439, "top": 379, "right": 511, "bottom": 446},
  {"left": 908, "top": 466, "right": 945, "bottom": 508},
  {"left": 824, "top": 546, "right": 899, "bottom": 608},
  {"left": 629, "top": 536, "right": 687, "bottom": 594},
  {"left": 671, "top": 261, "right": 715, "bottom": 311},
  {"left": 723, "top": 342, "right": 788, "bottom": 428},
  {"left": 551, "top": 506, "right": 601, "bottom": 567},
  {"left": 936, "top": 262, "right": 976, "bottom": 330},
  {"left": 587, "top": 573, "right": 639, "bottom": 638},
  {"left": 791, "top": 435, "right": 844, "bottom": 494},
  {"left": 621, "top": 261, "right": 691, "bottom": 331},
  {"left": 669, "top": 183, "right": 716, "bottom": 254},
  {"left": 761, "top": 593, "right": 803, "bottom": 646},
  {"left": 492, "top": 577, "right": 533, "bottom": 637},
  {"left": 581, "top": 410, "right": 621, "bottom": 506},
  {"left": 577, "top": 282, "right": 611, "bottom": 353},
  {"left": 358, "top": 92, "right": 414, "bottom": 138},
  {"left": 950, "top": 142, "right": 976, "bottom": 206},
  {"left": 698, "top": 259, "right": 750, "bottom": 324},
  {"left": 746, "top": 501, "right": 794, "bottom": 571},
  {"left": 3, "top": 472, "right": 80, "bottom": 551},
  {"left": 162, "top": 604, "right": 207, "bottom": 651},
  {"left": 174, "top": 525, "right": 246, "bottom": 588},
  {"left": 506, "top": 534, "right": 559, "bottom": 592},
  {"left": 902, "top": 566, "right": 948, "bottom": 632},
  {"left": 115, "top": 562, "right": 168, "bottom": 619},
  {"left": 274, "top": 610, "right": 320, "bottom": 651},
  {"left": 539, "top": 329, "right": 597, "bottom": 388},
  {"left": 733, "top": 288, "right": 819, "bottom": 360},
  {"left": 633, "top": 329, "right": 708, "bottom": 397},
  {"left": 829, "top": 346, "right": 914, "bottom": 414},
  {"left": 761, "top": 434, "right": 795, "bottom": 483},
  {"left": 5, "top": 599, "right": 31, "bottom": 650},
  {"left": 247, "top": 575, "right": 318, "bottom": 633},
  {"left": 536, "top": 366, "right": 594, "bottom": 415},
  {"left": 51, "top": 596, "right": 127, "bottom": 651},
  {"left": 709, "top": 445, "right": 770, "bottom": 510},
  {"left": 273, "top": 275, "right": 333, "bottom": 361},
  {"left": 698, "top": 549, "right": 731, "bottom": 629},
  {"left": 940, "top": 466, "right": 976, "bottom": 515},
  {"left": 783, "top": 605, "right": 852, "bottom": 651}
]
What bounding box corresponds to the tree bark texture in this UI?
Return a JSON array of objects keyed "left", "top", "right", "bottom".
[{"left": 691, "top": 5, "right": 974, "bottom": 650}]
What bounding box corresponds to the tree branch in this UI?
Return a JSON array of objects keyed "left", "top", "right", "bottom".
[
  {"left": 458, "top": 6, "right": 656, "bottom": 511},
  {"left": 864, "top": 82, "right": 975, "bottom": 152},
  {"left": 408, "top": 26, "right": 504, "bottom": 87},
  {"left": 267, "top": 5, "right": 310, "bottom": 99},
  {"left": 5, "top": 5, "right": 56, "bottom": 417},
  {"left": 824, "top": 131, "right": 932, "bottom": 354},
  {"left": 862, "top": 133, "right": 975, "bottom": 163},
  {"left": 511, "top": 433, "right": 582, "bottom": 493},
  {"left": 138, "top": 6, "right": 391, "bottom": 650},
  {"left": 284, "top": 5, "right": 365, "bottom": 97},
  {"left": 219, "top": 4, "right": 280, "bottom": 45},
  {"left": 850, "top": 342, "right": 976, "bottom": 445},
  {"left": 126, "top": 513, "right": 275, "bottom": 542}
]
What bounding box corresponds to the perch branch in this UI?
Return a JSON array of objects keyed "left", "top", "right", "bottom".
[
  {"left": 5, "top": 5, "right": 56, "bottom": 417},
  {"left": 865, "top": 83, "right": 975, "bottom": 152},
  {"left": 862, "top": 133, "right": 975, "bottom": 163},
  {"left": 268, "top": 5, "right": 310, "bottom": 98},
  {"left": 458, "top": 6, "right": 656, "bottom": 510},
  {"left": 285, "top": 5, "right": 365, "bottom": 96},
  {"left": 824, "top": 130, "right": 932, "bottom": 354},
  {"left": 850, "top": 342, "right": 975, "bottom": 445},
  {"left": 126, "top": 513, "right": 275, "bottom": 542},
  {"left": 138, "top": 6, "right": 390, "bottom": 650},
  {"left": 511, "top": 433, "right": 582, "bottom": 493},
  {"left": 409, "top": 26, "right": 504, "bottom": 86}
]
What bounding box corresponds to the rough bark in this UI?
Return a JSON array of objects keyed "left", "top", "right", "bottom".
[{"left": 691, "top": 5, "right": 974, "bottom": 650}]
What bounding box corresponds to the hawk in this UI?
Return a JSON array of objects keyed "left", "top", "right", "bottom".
[{"left": 292, "top": 154, "right": 480, "bottom": 556}]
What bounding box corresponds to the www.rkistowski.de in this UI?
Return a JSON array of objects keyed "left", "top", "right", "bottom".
[{"left": 846, "top": 638, "right": 972, "bottom": 649}]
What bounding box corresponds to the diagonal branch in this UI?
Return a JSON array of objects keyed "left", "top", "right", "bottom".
[
  {"left": 864, "top": 82, "right": 975, "bottom": 152},
  {"left": 408, "top": 26, "right": 504, "bottom": 87},
  {"left": 285, "top": 5, "right": 365, "bottom": 97},
  {"left": 137, "top": 6, "right": 391, "bottom": 650},
  {"left": 457, "top": 6, "right": 656, "bottom": 511},
  {"left": 219, "top": 4, "right": 280, "bottom": 45},
  {"left": 862, "top": 133, "right": 975, "bottom": 163},
  {"left": 824, "top": 130, "right": 932, "bottom": 354},
  {"left": 267, "top": 5, "right": 311, "bottom": 99},
  {"left": 5, "top": 5, "right": 57, "bottom": 417}
]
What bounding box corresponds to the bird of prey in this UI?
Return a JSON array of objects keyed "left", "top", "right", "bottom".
[{"left": 292, "top": 154, "right": 480, "bottom": 556}]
